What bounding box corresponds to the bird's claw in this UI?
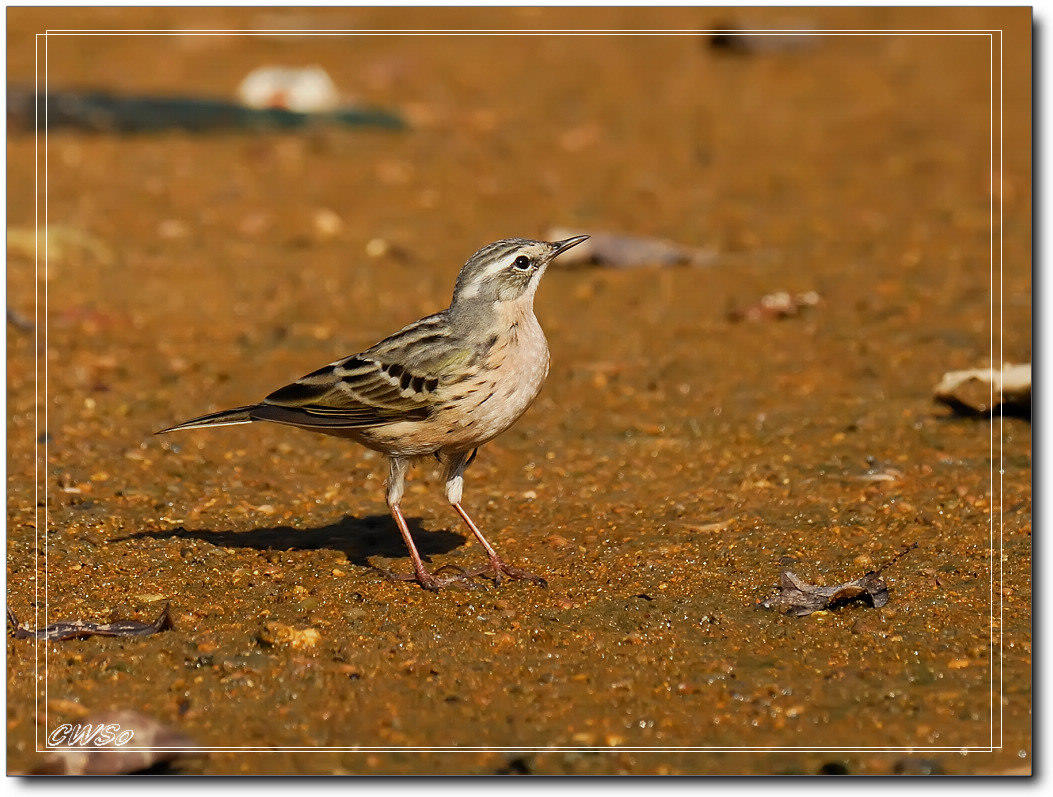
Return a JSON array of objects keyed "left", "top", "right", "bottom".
[
  {"left": 380, "top": 563, "right": 476, "bottom": 591},
  {"left": 472, "top": 559, "right": 548, "bottom": 588}
]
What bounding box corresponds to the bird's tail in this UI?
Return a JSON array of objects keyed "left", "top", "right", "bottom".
[{"left": 155, "top": 405, "right": 258, "bottom": 434}]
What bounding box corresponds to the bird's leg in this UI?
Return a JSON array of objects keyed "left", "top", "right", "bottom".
[
  {"left": 384, "top": 456, "right": 469, "bottom": 591},
  {"left": 442, "top": 451, "right": 547, "bottom": 587},
  {"left": 451, "top": 503, "right": 547, "bottom": 587}
]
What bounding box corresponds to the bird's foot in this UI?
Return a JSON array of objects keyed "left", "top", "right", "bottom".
[
  {"left": 381, "top": 563, "right": 475, "bottom": 591},
  {"left": 472, "top": 558, "right": 548, "bottom": 588}
]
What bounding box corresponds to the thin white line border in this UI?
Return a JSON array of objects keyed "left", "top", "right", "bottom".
[{"left": 30, "top": 26, "right": 1006, "bottom": 758}]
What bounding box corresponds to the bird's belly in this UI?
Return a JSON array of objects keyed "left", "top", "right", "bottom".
[
  {"left": 348, "top": 336, "right": 549, "bottom": 457},
  {"left": 460, "top": 352, "right": 549, "bottom": 442}
]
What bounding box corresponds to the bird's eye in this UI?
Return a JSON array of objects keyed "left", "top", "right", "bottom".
[{"left": 512, "top": 255, "right": 532, "bottom": 270}]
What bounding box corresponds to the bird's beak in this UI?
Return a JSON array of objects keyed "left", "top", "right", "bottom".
[{"left": 549, "top": 234, "right": 590, "bottom": 257}]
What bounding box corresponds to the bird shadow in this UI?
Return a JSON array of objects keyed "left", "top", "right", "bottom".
[{"left": 118, "top": 514, "right": 467, "bottom": 573}]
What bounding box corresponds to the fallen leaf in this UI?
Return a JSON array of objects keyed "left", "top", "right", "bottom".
[
  {"left": 761, "top": 570, "right": 889, "bottom": 616},
  {"left": 761, "top": 545, "right": 917, "bottom": 617},
  {"left": 727, "top": 291, "right": 821, "bottom": 322},
  {"left": 708, "top": 23, "right": 821, "bottom": 54},
  {"left": 7, "top": 306, "right": 34, "bottom": 332},
  {"left": 934, "top": 362, "right": 1030, "bottom": 417},
  {"left": 7, "top": 603, "right": 172, "bottom": 641},
  {"left": 546, "top": 227, "right": 717, "bottom": 268}
]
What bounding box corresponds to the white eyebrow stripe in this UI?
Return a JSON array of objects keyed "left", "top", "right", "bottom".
[
  {"left": 483, "top": 258, "right": 512, "bottom": 279},
  {"left": 459, "top": 254, "right": 518, "bottom": 297}
]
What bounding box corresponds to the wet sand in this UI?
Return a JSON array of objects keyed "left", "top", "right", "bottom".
[{"left": 6, "top": 7, "right": 1031, "bottom": 774}]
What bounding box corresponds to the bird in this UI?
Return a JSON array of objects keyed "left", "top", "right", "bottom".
[{"left": 158, "top": 235, "right": 590, "bottom": 590}]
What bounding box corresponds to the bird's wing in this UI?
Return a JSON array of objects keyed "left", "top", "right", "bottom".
[{"left": 255, "top": 313, "right": 476, "bottom": 429}]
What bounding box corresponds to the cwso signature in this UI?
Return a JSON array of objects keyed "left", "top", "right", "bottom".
[{"left": 48, "top": 723, "right": 135, "bottom": 747}]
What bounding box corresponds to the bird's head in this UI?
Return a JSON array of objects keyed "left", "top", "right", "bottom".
[{"left": 451, "top": 235, "right": 590, "bottom": 307}]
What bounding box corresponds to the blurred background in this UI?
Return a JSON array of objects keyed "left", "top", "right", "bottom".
[{"left": 7, "top": 6, "right": 1031, "bottom": 776}]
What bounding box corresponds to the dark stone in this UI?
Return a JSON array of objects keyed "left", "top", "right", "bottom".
[
  {"left": 496, "top": 756, "right": 532, "bottom": 775},
  {"left": 893, "top": 758, "right": 945, "bottom": 775},
  {"left": 818, "top": 761, "right": 850, "bottom": 775}
]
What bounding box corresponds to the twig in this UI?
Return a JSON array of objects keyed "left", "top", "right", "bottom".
[{"left": 872, "top": 542, "right": 919, "bottom": 577}]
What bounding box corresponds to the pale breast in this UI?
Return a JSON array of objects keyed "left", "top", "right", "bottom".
[
  {"left": 351, "top": 309, "right": 549, "bottom": 456},
  {"left": 480, "top": 312, "right": 550, "bottom": 431}
]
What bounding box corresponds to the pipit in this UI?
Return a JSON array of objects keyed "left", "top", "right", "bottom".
[{"left": 159, "top": 235, "right": 589, "bottom": 590}]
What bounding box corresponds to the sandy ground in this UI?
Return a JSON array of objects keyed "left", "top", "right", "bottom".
[{"left": 6, "top": 6, "right": 1031, "bottom": 775}]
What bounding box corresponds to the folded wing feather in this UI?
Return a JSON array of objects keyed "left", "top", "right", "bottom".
[{"left": 258, "top": 316, "right": 472, "bottom": 430}]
